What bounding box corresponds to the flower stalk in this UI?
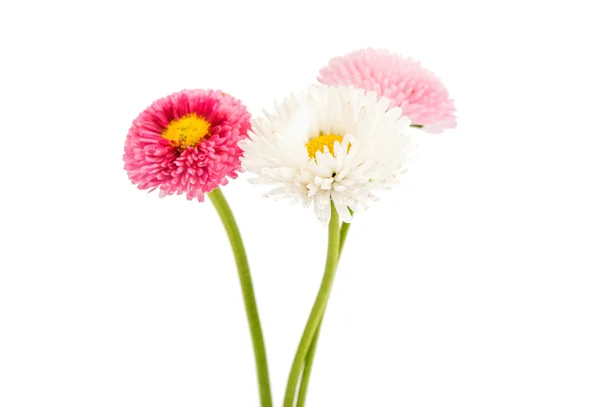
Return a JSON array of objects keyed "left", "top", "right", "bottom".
[
  {"left": 284, "top": 203, "right": 340, "bottom": 407},
  {"left": 295, "top": 216, "right": 352, "bottom": 407},
  {"left": 208, "top": 188, "right": 273, "bottom": 407}
]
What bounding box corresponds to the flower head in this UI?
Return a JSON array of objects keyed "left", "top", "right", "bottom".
[
  {"left": 318, "top": 48, "right": 456, "bottom": 133},
  {"left": 123, "top": 89, "right": 251, "bottom": 201},
  {"left": 241, "top": 86, "right": 412, "bottom": 224}
]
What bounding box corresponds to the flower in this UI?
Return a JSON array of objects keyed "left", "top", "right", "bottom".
[
  {"left": 318, "top": 48, "right": 456, "bottom": 134},
  {"left": 123, "top": 89, "right": 251, "bottom": 201},
  {"left": 240, "top": 86, "right": 412, "bottom": 224}
]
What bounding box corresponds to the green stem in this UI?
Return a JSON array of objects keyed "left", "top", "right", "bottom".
[
  {"left": 208, "top": 188, "right": 272, "bottom": 407},
  {"left": 295, "top": 214, "right": 353, "bottom": 406},
  {"left": 410, "top": 124, "right": 424, "bottom": 128},
  {"left": 339, "top": 221, "right": 351, "bottom": 257},
  {"left": 283, "top": 203, "right": 340, "bottom": 407},
  {"left": 295, "top": 318, "right": 321, "bottom": 407}
]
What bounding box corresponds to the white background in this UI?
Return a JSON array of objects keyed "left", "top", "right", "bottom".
[{"left": 1, "top": 0, "right": 599, "bottom": 406}]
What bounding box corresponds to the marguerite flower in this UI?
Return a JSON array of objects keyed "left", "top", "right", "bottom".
[
  {"left": 123, "top": 89, "right": 251, "bottom": 201},
  {"left": 318, "top": 48, "right": 456, "bottom": 133},
  {"left": 240, "top": 86, "right": 411, "bottom": 224}
]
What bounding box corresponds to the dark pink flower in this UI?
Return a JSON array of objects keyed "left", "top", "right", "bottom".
[{"left": 124, "top": 89, "right": 251, "bottom": 201}]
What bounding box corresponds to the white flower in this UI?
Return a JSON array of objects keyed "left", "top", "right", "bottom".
[{"left": 240, "top": 86, "right": 412, "bottom": 224}]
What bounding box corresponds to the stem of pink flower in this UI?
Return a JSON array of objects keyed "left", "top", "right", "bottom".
[
  {"left": 284, "top": 203, "right": 340, "bottom": 407},
  {"left": 295, "top": 214, "right": 352, "bottom": 407},
  {"left": 295, "top": 318, "right": 321, "bottom": 407},
  {"left": 208, "top": 187, "right": 272, "bottom": 407},
  {"left": 339, "top": 220, "right": 351, "bottom": 255}
]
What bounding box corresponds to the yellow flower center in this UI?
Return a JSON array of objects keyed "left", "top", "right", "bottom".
[
  {"left": 162, "top": 113, "right": 211, "bottom": 147},
  {"left": 306, "top": 134, "right": 344, "bottom": 160}
]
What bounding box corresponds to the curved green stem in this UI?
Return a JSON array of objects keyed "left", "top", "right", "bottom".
[
  {"left": 339, "top": 221, "right": 351, "bottom": 257},
  {"left": 295, "top": 317, "right": 321, "bottom": 407},
  {"left": 208, "top": 188, "right": 272, "bottom": 407},
  {"left": 295, "top": 215, "right": 353, "bottom": 406},
  {"left": 284, "top": 203, "right": 340, "bottom": 407}
]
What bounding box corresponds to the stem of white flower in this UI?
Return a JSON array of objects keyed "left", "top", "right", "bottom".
[
  {"left": 295, "top": 214, "right": 351, "bottom": 407},
  {"left": 284, "top": 203, "right": 340, "bottom": 407}
]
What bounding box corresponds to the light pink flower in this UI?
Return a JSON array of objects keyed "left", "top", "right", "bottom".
[
  {"left": 318, "top": 48, "right": 456, "bottom": 133},
  {"left": 123, "top": 89, "right": 251, "bottom": 201}
]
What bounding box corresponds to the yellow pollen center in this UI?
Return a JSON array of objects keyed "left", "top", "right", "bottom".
[
  {"left": 306, "top": 134, "right": 345, "bottom": 160},
  {"left": 162, "top": 113, "right": 210, "bottom": 147}
]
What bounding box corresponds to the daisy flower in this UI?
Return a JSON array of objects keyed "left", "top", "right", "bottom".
[
  {"left": 123, "top": 89, "right": 251, "bottom": 201},
  {"left": 318, "top": 48, "right": 456, "bottom": 133},
  {"left": 240, "top": 86, "right": 411, "bottom": 224}
]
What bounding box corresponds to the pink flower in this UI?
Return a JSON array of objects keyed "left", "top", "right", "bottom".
[
  {"left": 318, "top": 48, "right": 456, "bottom": 133},
  {"left": 123, "top": 89, "right": 251, "bottom": 201}
]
